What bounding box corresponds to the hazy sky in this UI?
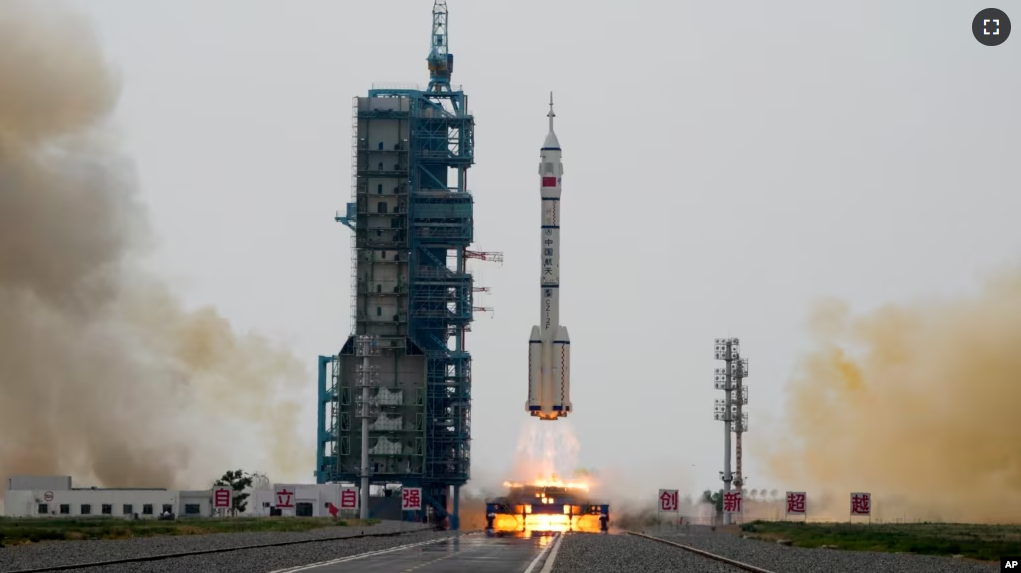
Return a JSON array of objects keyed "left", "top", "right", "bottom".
[{"left": 77, "top": 0, "right": 1020, "bottom": 495}]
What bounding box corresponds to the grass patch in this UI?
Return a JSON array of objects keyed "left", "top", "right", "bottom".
[
  {"left": 739, "top": 520, "right": 1021, "bottom": 562},
  {"left": 0, "top": 516, "right": 383, "bottom": 546}
]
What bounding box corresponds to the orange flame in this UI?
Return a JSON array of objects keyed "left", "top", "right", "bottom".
[
  {"left": 492, "top": 513, "right": 603, "bottom": 535},
  {"left": 502, "top": 472, "right": 590, "bottom": 491}
]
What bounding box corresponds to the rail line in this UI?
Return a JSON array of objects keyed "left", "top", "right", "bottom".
[
  {"left": 3, "top": 527, "right": 451, "bottom": 573},
  {"left": 624, "top": 531, "right": 778, "bottom": 573}
]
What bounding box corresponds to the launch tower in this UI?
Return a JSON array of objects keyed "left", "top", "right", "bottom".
[{"left": 316, "top": 0, "right": 495, "bottom": 530}]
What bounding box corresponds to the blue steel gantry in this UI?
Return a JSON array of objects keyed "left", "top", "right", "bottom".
[{"left": 316, "top": 0, "right": 494, "bottom": 530}]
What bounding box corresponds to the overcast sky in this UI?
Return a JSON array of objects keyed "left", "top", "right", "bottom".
[{"left": 78, "top": 0, "right": 1020, "bottom": 495}]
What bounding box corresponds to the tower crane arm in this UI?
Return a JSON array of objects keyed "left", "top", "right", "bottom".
[
  {"left": 465, "top": 250, "right": 504, "bottom": 265},
  {"left": 427, "top": 1, "right": 452, "bottom": 90}
]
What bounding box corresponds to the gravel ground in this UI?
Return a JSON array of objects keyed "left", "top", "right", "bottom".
[
  {"left": 0, "top": 520, "right": 444, "bottom": 573},
  {"left": 641, "top": 525, "right": 1000, "bottom": 573},
  {"left": 548, "top": 533, "right": 746, "bottom": 573}
]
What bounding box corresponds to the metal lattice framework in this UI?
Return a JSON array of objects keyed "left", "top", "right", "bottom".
[
  {"left": 713, "top": 338, "right": 749, "bottom": 525},
  {"left": 316, "top": 1, "right": 498, "bottom": 531}
]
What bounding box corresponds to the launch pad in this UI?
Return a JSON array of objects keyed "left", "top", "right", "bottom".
[{"left": 485, "top": 476, "right": 608, "bottom": 536}]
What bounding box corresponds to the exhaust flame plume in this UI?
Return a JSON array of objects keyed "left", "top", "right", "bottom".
[
  {"left": 502, "top": 477, "right": 589, "bottom": 491},
  {"left": 510, "top": 420, "right": 587, "bottom": 488},
  {"left": 764, "top": 270, "right": 1021, "bottom": 522},
  {"left": 0, "top": 0, "right": 311, "bottom": 490},
  {"left": 492, "top": 513, "right": 603, "bottom": 535},
  {"left": 491, "top": 421, "right": 603, "bottom": 535}
]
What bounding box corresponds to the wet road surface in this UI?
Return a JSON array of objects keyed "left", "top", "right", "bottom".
[{"left": 278, "top": 533, "right": 556, "bottom": 573}]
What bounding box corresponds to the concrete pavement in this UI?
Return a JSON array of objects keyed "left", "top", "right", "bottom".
[{"left": 272, "top": 532, "right": 559, "bottom": 573}]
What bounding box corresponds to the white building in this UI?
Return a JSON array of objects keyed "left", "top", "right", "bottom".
[
  {"left": 251, "top": 483, "right": 355, "bottom": 518},
  {"left": 3, "top": 476, "right": 213, "bottom": 519}
]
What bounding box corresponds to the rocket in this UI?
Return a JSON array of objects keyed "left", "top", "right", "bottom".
[{"left": 527, "top": 93, "right": 572, "bottom": 421}]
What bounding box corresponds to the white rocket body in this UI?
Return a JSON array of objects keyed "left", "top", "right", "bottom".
[{"left": 527, "top": 94, "right": 572, "bottom": 420}]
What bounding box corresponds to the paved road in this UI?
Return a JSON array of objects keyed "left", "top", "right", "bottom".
[{"left": 275, "top": 533, "right": 556, "bottom": 573}]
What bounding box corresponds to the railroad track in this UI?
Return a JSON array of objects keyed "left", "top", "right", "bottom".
[
  {"left": 2, "top": 528, "right": 451, "bottom": 573},
  {"left": 623, "top": 531, "right": 778, "bottom": 573}
]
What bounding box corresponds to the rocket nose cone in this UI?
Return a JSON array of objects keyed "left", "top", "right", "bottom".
[
  {"left": 530, "top": 325, "right": 541, "bottom": 339},
  {"left": 558, "top": 325, "right": 570, "bottom": 341}
]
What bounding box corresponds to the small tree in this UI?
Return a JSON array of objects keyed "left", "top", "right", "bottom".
[
  {"left": 701, "top": 489, "right": 724, "bottom": 514},
  {"left": 214, "top": 469, "right": 253, "bottom": 516}
]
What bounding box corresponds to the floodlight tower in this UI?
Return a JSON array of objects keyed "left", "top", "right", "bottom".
[
  {"left": 714, "top": 338, "right": 749, "bottom": 525},
  {"left": 733, "top": 351, "right": 748, "bottom": 494}
]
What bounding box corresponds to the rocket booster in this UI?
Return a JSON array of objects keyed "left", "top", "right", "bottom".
[{"left": 527, "top": 93, "right": 572, "bottom": 421}]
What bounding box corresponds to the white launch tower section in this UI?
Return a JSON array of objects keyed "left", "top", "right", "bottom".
[{"left": 527, "top": 94, "right": 572, "bottom": 421}]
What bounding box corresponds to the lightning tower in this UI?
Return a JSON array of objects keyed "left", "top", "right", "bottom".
[
  {"left": 713, "top": 338, "right": 749, "bottom": 525},
  {"left": 317, "top": 1, "right": 499, "bottom": 530}
]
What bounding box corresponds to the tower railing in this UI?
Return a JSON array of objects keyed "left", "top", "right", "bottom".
[{"left": 371, "top": 82, "right": 464, "bottom": 92}]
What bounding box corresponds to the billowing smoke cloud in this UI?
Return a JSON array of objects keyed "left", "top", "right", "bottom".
[
  {"left": 0, "top": 0, "right": 311, "bottom": 489},
  {"left": 763, "top": 270, "right": 1021, "bottom": 522}
]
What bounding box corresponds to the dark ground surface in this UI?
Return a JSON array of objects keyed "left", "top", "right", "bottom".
[
  {"left": 0, "top": 521, "right": 438, "bottom": 573},
  {"left": 0, "top": 517, "right": 382, "bottom": 545},
  {"left": 739, "top": 520, "right": 1020, "bottom": 561}
]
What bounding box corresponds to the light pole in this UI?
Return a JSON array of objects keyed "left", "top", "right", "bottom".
[
  {"left": 714, "top": 338, "right": 749, "bottom": 526},
  {"left": 355, "top": 335, "right": 381, "bottom": 520}
]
